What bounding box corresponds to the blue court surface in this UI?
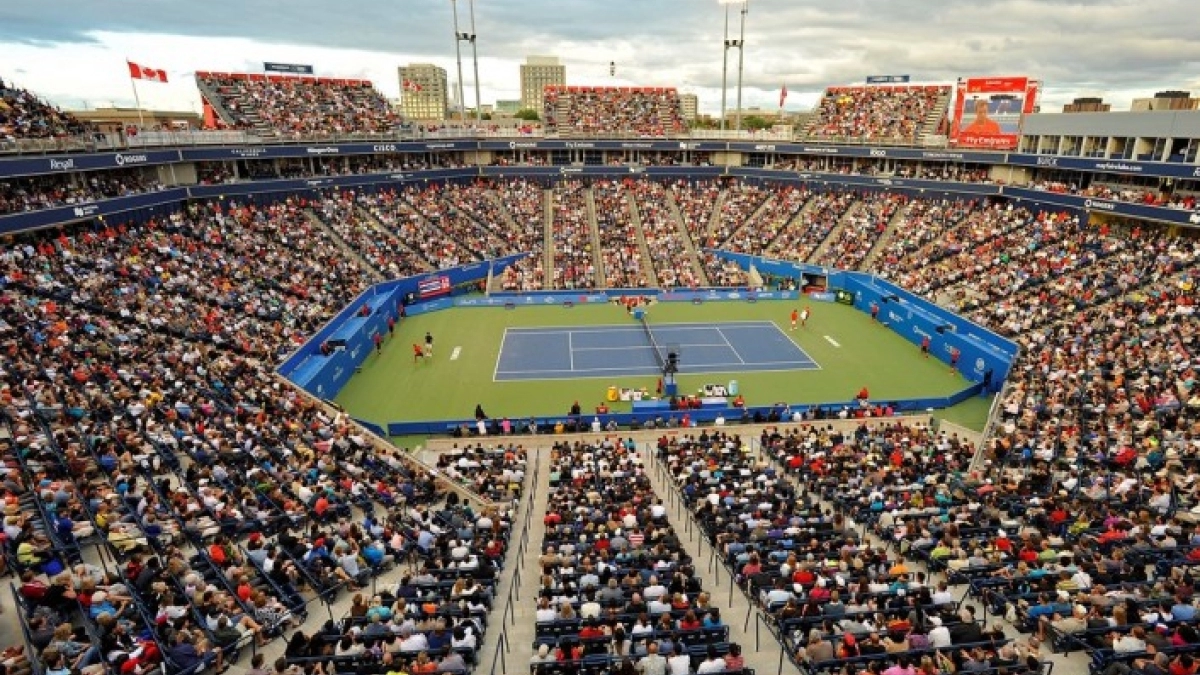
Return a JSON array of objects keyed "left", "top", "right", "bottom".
[{"left": 494, "top": 321, "right": 819, "bottom": 381}]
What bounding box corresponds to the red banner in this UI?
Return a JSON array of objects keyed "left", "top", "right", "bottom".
[{"left": 950, "top": 76, "right": 1036, "bottom": 150}]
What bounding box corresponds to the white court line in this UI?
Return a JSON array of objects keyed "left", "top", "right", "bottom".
[
  {"left": 507, "top": 320, "right": 775, "bottom": 334},
  {"left": 572, "top": 343, "right": 732, "bottom": 351},
  {"left": 492, "top": 328, "right": 510, "bottom": 381},
  {"left": 714, "top": 327, "right": 747, "bottom": 365},
  {"left": 494, "top": 361, "right": 823, "bottom": 381},
  {"left": 498, "top": 359, "right": 818, "bottom": 375},
  {"left": 824, "top": 335, "right": 841, "bottom": 348},
  {"left": 567, "top": 331, "right": 575, "bottom": 371},
  {"left": 450, "top": 346, "right": 462, "bottom": 360}
]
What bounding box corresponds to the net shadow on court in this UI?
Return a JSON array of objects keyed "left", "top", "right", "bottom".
[{"left": 493, "top": 320, "right": 819, "bottom": 381}]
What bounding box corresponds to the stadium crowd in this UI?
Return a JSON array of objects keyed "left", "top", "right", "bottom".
[
  {"left": 0, "top": 171, "right": 165, "bottom": 215},
  {"left": 543, "top": 87, "right": 686, "bottom": 137},
  {"left": 550, "top": 180, "right": 598, "bottom": 289},
  {"left": 630, "top": 180, "right": 703, "bottom": 289},
  {"left": 533, "top": 439, "right": 737, "bottom": 675},
  {"left": 803, "top": 86, "right": 950, "bottom": 143},
  {"left": 197, "top": 74, "right": 399, "bottom": 136},
  {"left": 810, "top": 192, "right": 905, "bottom": 269},
  {"left": 492, "top": 179, "right": 550, "bottom": 291},
  {"left": 0, "top": 77, "right": 93, "bottom": 140},
  {"left": 592, "top": 179, "right": 650, "bottom": 288}
]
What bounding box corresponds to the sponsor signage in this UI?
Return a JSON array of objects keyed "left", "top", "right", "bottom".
[
  {"left": 866, "top": 75, "right": 911, "bottom": 84},
  {"left": 0, "top": 150, "right": 181, "bottom": 179},
  {"left": 264, "top": 62, "right": 315, "bottom": 75},
  {"left": 1003, "top": 186, "right": 1200, "bottom": 227},
  {"left": 417, "top": 275, "right": 451, "bottom": 299},
  {"left": 1006, "top": 153, "right": 1200, "bottom": 179}
]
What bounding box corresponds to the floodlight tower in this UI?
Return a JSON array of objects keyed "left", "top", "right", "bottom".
[{"left": 719, "top": 0, "right": 749, "bottom": 132}]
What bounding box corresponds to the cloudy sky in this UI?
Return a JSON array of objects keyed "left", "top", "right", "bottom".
[{"left": 2, "top": 0, "right": 1199, "bottom": 116}]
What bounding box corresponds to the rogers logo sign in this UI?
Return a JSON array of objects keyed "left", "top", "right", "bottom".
[{"left": 114, "top": 153, "right": 148, "bottom": 166}]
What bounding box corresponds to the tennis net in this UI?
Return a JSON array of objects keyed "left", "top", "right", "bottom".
[{"left": 639, "top": 313, "right": 667, "bottom": 371}]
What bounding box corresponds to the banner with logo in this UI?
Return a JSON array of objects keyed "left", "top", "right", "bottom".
[
  {"left": 950, "top": 76, "right": 1037, "bottom": 150},
  {"left": 264, "top": 62, "right": 315, "bottom": 75}
]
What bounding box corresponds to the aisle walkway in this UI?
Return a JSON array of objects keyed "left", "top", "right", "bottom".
[
  {"left": 641, "top": 443, "right": 799, "bottom": 675},
  {"left": 476, "top": 443, "right": 555, "bottom": 675}
]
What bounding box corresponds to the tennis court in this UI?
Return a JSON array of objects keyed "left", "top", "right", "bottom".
[{"left": 493, "top": 320, "right": 819, "bottom": 381}]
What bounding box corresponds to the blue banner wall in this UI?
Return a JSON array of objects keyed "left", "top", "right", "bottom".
[
  {"left": 0, "top": 188, "right": 188, "bottom": 234},
  {"left": 1003, "top": 186, "right": 1200, "bottom": 226},
  {"left": 0, "top": 150, "right": 182, "bottom": 179},
  {"left": 1007, "top": 153, "right": 1200, "bottom": 179},
  {"left": 277, "top": 254, "right": 527, "bottom": 398},
  {"left": 729, "top": 167, "right": 1004, "bottom": 197},
  {"left": 837, "top": 273, "right": 1016, "bottom": 392},
  {"left": 380, "top": 384, "right": 985, "bottom": 436},
  {"left": 706, "top": 251, "right": 1017, "bottom": 393},
  {"left": 186, "top": 168, "right": 478, "bottom": 199}
]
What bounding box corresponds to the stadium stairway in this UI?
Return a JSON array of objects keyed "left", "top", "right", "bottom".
[
  {"left": 194, "top": 76, "right": 241, "bottom": 129},
  {"left": 804, "top": 197, "right": 865, "bottom": 265},
  {"left": 662, "top": 190, "right": 711, "bottom": 285},
  {"left": 473, "top": 445, "right": 554, "bottom": 675},
  {"left": 759, "top": 189, "right": 819, "bottom": 256},
  {"left": 640, "top": 444, "right": 788, "bottom": 675},
  {"left": 354, "top": 205, "right": 435, "bottom": 273},
  {"left": 701, "top": 187, "right": 727, "bottom": 251},
  {"left": 716, "top": 188, "right": 776, "bottom": 250},
  {"left": 303, "top": 209, "right": 388, "bottom": 282},
  {"left": 397, "top": 191, "right": 483, "bottom": 268},
  {"left": 542, "top": 187, "right": 556, "bottom": 283},
  {"left": 859, "top": 200, "right": 914, "bottom": 270},
  {"left": 583, "top": 187, "right": 607, "bottom": 288},
  {"left": 626, "top": 190, "right": 661, "bottom": 288},
  {"left": 919, "top": 89, "right": 953, "bottom": 144}
]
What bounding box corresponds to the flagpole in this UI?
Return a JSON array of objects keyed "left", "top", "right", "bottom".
[{"left": 127, "top": 59, "right": 146, "bottom": 129}]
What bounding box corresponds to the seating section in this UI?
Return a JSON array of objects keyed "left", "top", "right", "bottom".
[
  {"left": 543, "top": 86, "right": 686, "bottom": 137},
  {"left": 493, "top": 179, "right": 550, "bottom": 291},
  {"left": 195, "top": 71, "right": 399, "bottom": 136},
  {"left": 720, "top": 185, "right": 812, "bottom": 257},
  {"left": 312, "top": 190, "right": 431, "bottom": 278},
  {"left": 592, "top": 179, "right": 649, "bottom": 288},
  {"left": 630, "top": 180, "right": 701, "bottom": 288},
  {"left": 534, "top": 439, "right": 739, "bottom": 675},
  {"left": 0, "top": 170, "right": 164, "bottom": 214},
  {"left": 3, "top": 167, "right": 1200, "bottom": 675},
  {"left": 809, "top": 192, "right": 905, "bottom": 269},
  {"left": 0, "top": 77, "right": 92, "bottom": 140},
  {"left": 0, "top": 198, "right": 521, "bottom": 675},
  {"left": 801, "top": 85, "right": 951, "bottom": 143},
  {"left": 550, "top": 180, "right": 597, "bottom": 289}
]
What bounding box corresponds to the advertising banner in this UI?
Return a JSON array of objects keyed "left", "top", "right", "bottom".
[
  {"left": 264, "top": 62, "right": 315, "bottom": 75},
  {"left": 950, "top": 76, "right": 1036, "bottom": 150}
]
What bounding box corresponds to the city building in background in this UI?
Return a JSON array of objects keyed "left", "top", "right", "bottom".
[
  {"left": 1062, "top": 97, "right": 1111, "bottom": 113},
  {"left": 1131, "top": 90, "right": 1200, "bottom": 111},
  {"left": 679, "top": 93, "right": 698, "bottom": 122},
  {"left": 494, "top": 99, "right": 522, "bottom": 115},
  {"left": 397, "top": 63, "right": 449, "bottom": 120},
  {"left": 520, "top": 56, "right": 565, "bottom": 112}
]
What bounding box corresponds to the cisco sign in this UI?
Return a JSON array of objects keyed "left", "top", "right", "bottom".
[{"left": 1083, "top": 199, "right": 1117, "bottom": 211}]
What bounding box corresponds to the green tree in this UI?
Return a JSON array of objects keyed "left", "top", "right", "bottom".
[
  {"left": 742, "top": 115, "right": 772, "bottom": 131},
  {"left": 514, "top": 109, "right": 540, "bottom": 121}
]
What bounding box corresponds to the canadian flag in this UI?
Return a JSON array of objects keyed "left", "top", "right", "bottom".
[
  {"left": 127, "top": 61, "right": 168, "bottom": 83},
  {"left": 779, "top": 84, "right": 788, "bottom": 109},
  {"left": 402, "top": 78, "right": 422, "bottom": 93}
]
